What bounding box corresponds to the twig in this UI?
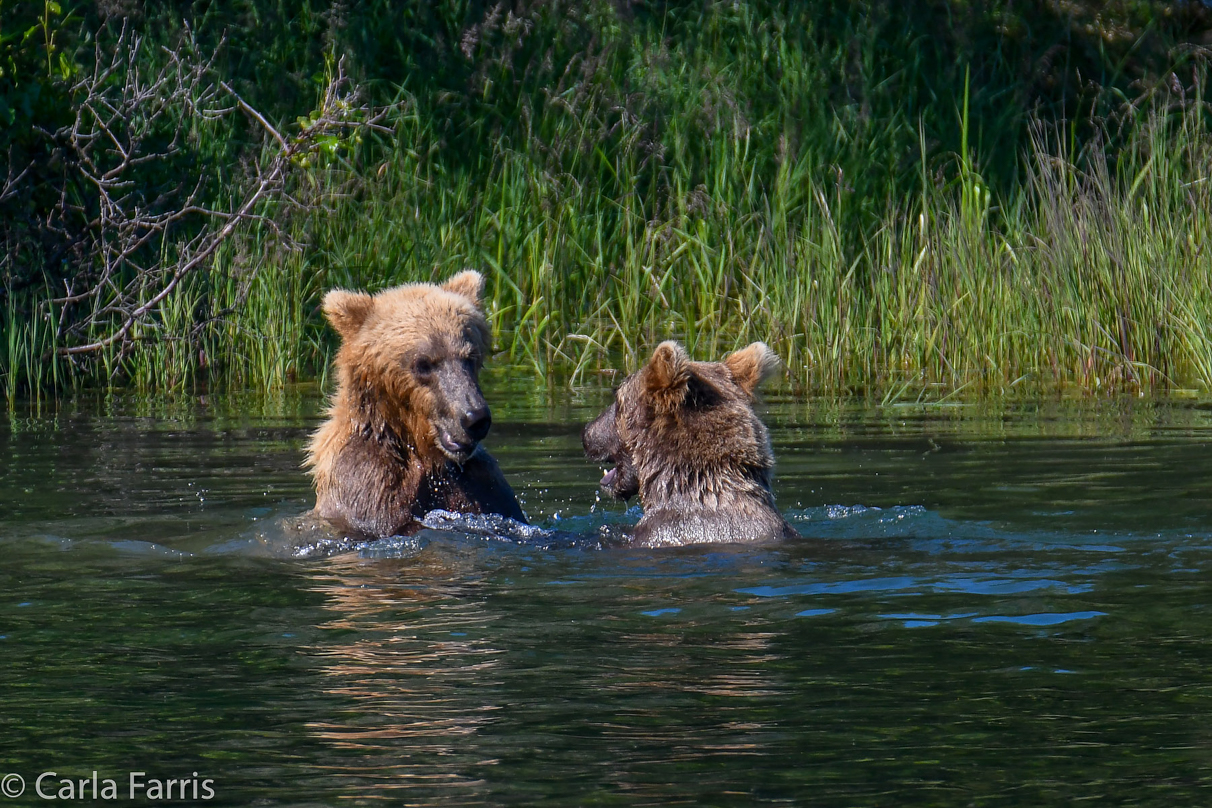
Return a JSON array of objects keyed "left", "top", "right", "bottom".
[{"left": 47, "top": 38, "right": 382, "bottom": 360}]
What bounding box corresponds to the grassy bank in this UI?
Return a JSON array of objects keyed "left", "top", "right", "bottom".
[
  {"left": 235, "top": 94, "right": 1212, "bottom": 399},
  {"left": 4, "top": 2, "right": 1212, "bottom": 401}
]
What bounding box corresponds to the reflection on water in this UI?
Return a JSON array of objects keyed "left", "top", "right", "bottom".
[
  {"left": 305, "top": 557, "right": 504, "bottom": 801},
  {"left": 3, "top": 385, "right": 1212, "bottom": 804}
]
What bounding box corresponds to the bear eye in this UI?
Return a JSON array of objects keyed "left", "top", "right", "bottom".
[{"left": 413, "top": 357, "right": 436, "bottom": 380}]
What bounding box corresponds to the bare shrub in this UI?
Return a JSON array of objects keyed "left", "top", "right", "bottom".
[{"left": 36, "top": 28, "right": 387, "bottom": 369}]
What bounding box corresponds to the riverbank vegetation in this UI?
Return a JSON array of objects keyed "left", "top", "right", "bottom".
[{"left": 5, "top": 1, "right": 1212, "bottom": 401}]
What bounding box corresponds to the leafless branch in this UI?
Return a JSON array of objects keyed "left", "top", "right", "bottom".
[
  {"left": 47, "top": 29, "right": 384, "bottom": 361},
  {"left": 0, "top": 152, "right": 30, "bottom": 204}
]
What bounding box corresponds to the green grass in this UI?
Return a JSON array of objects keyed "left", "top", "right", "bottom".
[
  {"left": 204, "top": 91, "right": 1208, "bottom": 400},
  {"left": 8, "top": 91, "right": 1212, "bottom": 402},
  {"left": 5, "top": 2, "right": 1212, "bottom": 402}
]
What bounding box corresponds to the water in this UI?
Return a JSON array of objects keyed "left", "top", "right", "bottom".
[{"left": 4, "top": 383, "right": 1212, "bottom": 805}]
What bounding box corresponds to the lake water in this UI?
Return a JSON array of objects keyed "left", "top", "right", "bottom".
[{"left": 3, "top": 378, "right": 1212, "bottom": 805}]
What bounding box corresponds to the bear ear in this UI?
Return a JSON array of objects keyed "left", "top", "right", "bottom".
[
  {"left": 322, "top": 289, "right": 375, "bottom": 339},
  {"left": 643, "top": 341, "right": 691, "bottom": 412},
  {"left": 724, "top": 342, "right": 780, "bottom": 396},
  {"left": 442, "top": 269, "right": 485, "bottom": 308}
]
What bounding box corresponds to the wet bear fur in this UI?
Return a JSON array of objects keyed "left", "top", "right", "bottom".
[
  {"left": 305, "top": 270, "right": 526, "bottom": 538},
  {"left": 582, "top": 340, "right": 798, "bottom": 547}
]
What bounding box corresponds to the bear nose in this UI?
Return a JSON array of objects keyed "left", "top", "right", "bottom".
[{"left": 461, "top": 405, "right": 492, "bottom": 442}]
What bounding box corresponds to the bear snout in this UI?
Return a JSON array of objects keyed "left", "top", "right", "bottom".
[
  {"left": 582, "top": 402, "right": 619, "bottom": 462},
  {"left": 435, "top": 402, "right": 491, "bottom": 459},
  {"left": 582, "top": 402, "right": 641, "bottom": 500},
  {"left": 430, "top": 359, "right": 494, "bottom": 460},
  {"left": 461, "top": 405, "right": 492, "bottom": 442}
]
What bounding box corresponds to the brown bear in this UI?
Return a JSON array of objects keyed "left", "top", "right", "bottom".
[
  {"left": 305, "top": 270, "right": 526, "bottom": 538},
  {"left": 582, "top": 340, "right": 798, "bottom": 547}
]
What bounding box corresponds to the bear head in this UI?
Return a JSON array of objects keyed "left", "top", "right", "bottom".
[
  {"left": 322, "top": 270, "right": 493, "bottom": 464},
  {"left": 582, "top": 340, "right": 781, "bottom": 503}
]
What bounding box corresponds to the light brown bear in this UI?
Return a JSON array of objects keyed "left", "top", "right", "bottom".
[
  {"left": 305, "top": 270, "right": 526, "bottom": 537},
  {"left": 582, "top": 340, "right": 798, "bottom": 547}
]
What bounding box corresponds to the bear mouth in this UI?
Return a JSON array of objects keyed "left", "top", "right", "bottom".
[
  {"left": 437, "top": 430, "right": 477, "bottom": 462},
  {"left": 597, "top": 458, "right": 639, "bottom": 500}
]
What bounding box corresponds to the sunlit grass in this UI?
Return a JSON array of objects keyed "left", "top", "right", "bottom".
[
  {"left": 7, "top": 95, "right": 1212, "bottom": 402},
  {"left": 231, "top": 93, "right": 1209, "bottom": 400},
  {"left": 4, "top": 3, "right": 1212, "bottom": 403}
]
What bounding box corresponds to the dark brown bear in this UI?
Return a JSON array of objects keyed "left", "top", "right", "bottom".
[
  {"left": 582, "top": 340, "right": 798, "bottom": 547},
  {"left": 305, "top": 270, "right": 526, "bottom": 537}
]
